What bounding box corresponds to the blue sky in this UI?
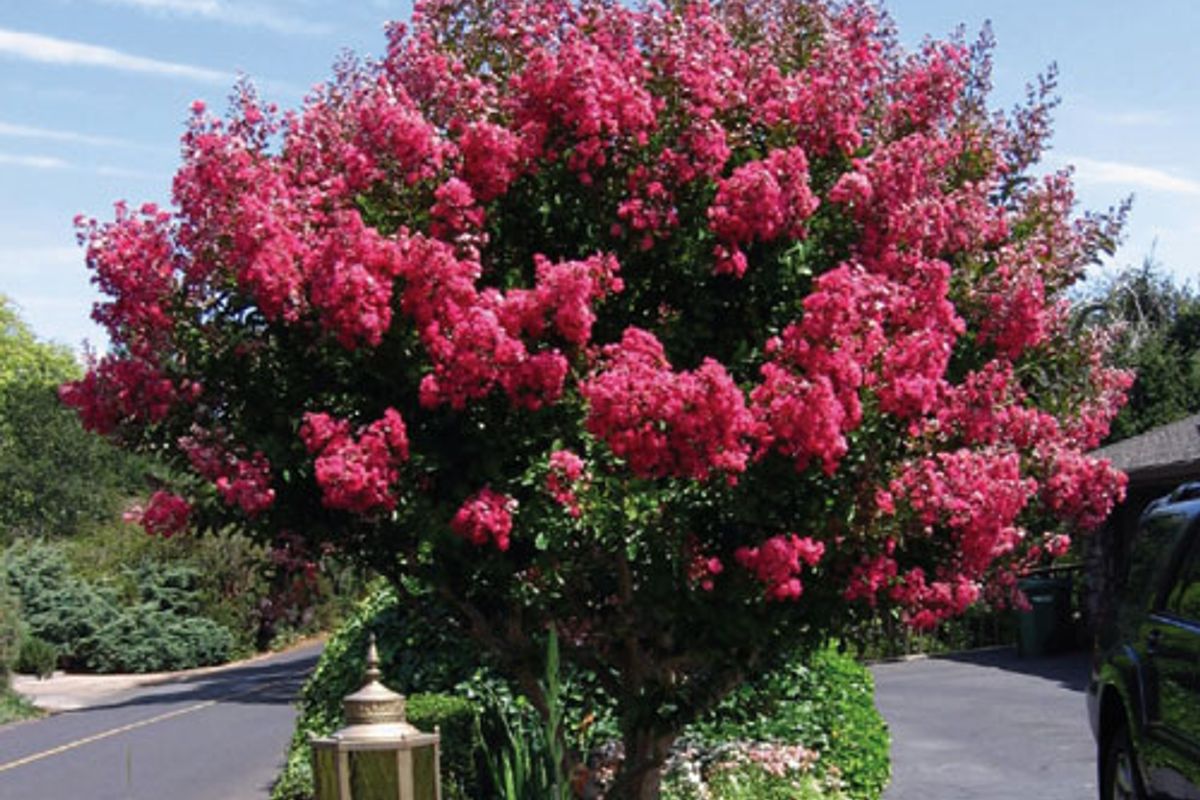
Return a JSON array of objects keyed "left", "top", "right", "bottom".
[{"left": 1, "top": 1, "right": 1197, "bottom": 353}]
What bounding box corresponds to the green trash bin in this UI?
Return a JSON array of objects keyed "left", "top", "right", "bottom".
[{"left": 1017, "top": 576, "right": 1071, "bottom": 657}]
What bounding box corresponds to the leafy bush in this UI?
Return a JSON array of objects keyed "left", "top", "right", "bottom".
[
  {"left": 273, "top": 583, "right": 485, "bottom": 800},
  {"left": 79, "top": 560, "right": 236, "bottom": 673},
  {"left": 85, "top": 611, "right": 232, "bottom": 673},
  {"left": 0, "top": 579, "right": 19, "bottom": 681},
  {"left": 0, "top": 298, "right": 147, "bottom": 545},
  {"left": 3, "top": 541, "right": 120, "bottom": 668},
  {"left": 3, "top": 541, "right": 236, "bottom": 673},
  {"left": 15, "top": 634, "right": 57, "bottom": 679},
  {"left": 410, "top": 695, "right": 483, "bottom": 799},
  {"left": 688, "top": 647, "right": 890, "bottom": 800},
  {"left": 65, "top": 520, "right": 360, "bottom": 658},
  {"left": 0, "top": 684, "right": 40, "bottom": 725}
]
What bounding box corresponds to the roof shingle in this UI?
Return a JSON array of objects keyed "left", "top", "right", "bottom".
[{"left": 1094, "top": 413, "right": 1200, "bottom": 483}]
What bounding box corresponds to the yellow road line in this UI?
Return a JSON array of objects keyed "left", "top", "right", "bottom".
[{"left": 0, "top": 676, "right": 293, "bottom": 775}]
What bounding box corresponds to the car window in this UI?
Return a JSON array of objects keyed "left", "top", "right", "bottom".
[
  {"left": 1126, "top": 508, "right": 1191, "bottom": 615},
  {"left": 1165, "top": 531, "right": 1200, "bottom": 622}
]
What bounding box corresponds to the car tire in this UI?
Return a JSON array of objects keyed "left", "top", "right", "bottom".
[{"left": 1102, "top": 722, "right": 1146, "bottom": 800}]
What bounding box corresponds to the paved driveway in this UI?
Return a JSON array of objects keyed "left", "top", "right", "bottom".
[{"left": 872, "top": 648, "right": 1095, "bottom": 800}]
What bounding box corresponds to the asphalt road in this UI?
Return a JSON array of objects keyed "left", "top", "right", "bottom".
[
  {"left": 0, "top": 642, "right": 322, "bottom": 800},
  {"left": 872, "top": 647, "right": 1096, "bottom": 800}
]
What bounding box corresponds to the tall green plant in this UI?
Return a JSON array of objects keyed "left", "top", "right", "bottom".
[{"left": 478, "top": 629, "right": 569, "bottom": 800}]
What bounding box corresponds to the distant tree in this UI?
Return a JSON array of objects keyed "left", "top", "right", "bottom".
[
  {"left": 0, "top": 297, "right": 76, "bottom": 391},
  {"left": 1076, "top": 258, "right": 1200, "bottom": 441},
  {"left": 0, "top": 297, "right": 144, "bottom": 540}
]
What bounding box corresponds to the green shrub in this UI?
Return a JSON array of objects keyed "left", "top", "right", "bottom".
[
  {"left": 86, "top": 561, "right": 236, "bottom": 673},
  {"left": 688, "top": 647, "right": 890, "bottom": 800},
  {"left": 0, "top": 578, "right": 19, "bottom": 680},
  {"left": 66, "top": 523, "right": 270, "bottom": 657},
  {"left": 3, "top": 541, "right": 236, "bottom": 673},
  {"left": 409, "top": 695, "right": 483, "bottom": 798},
  {"left": 273, "top": 583, "right": 485, "bottom": 800},
  {"left": 84, "top": 610, "right": 233, "bottom": 673},
  {"left": 3, "top": 541, "right": 120, "bottom": 668},
  {"left": 65, "top": 521, "right": 363, "bottom": 658},
  {"left": 0, "top": 684, "right": 40, "bottom": 725},
  {"left": 15, "top": 634, "right": 57, "bottom": 678}
]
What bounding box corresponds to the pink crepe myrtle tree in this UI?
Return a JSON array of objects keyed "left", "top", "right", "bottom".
[{"left": 62, "top": 1, "right": 1131, "bottom": 796}]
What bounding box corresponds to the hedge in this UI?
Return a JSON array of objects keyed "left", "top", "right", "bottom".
[{"left": 272, "top": 583, "right": 484, "bottom": 800}]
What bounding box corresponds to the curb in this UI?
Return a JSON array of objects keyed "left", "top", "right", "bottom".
[{"left": 11, "top": 635, "right": 326, "bottom": 713}]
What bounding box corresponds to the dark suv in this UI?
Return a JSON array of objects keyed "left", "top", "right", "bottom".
[{"left": 1088, "top": 483, "right": 1200, "bottom": 799}]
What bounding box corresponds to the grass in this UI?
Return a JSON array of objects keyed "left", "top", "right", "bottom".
[{"left": 0, "top": 684, "right": 42, "bottom": 725}]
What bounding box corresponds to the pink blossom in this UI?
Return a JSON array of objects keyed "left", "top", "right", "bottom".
[
  {"left": 708, "top": 146, "right": 819, "bottom": 277},
  {"left": 300, "top": 409, "right": 411, "bottom": 513},
  {"left": 546, "top": 449, "right": 586, "bottom": 515},
  {"left": 736, "top": 534, "right": 825, "bottom": 602},
  {"left": 452, "top": 487, "right": 516, "bottom": 551},
  {"left": 135, "top": 491, "right": 191, "bottom": 538},
  {"left": 581, "top": 328, "right": 756, "bottom": 482}
]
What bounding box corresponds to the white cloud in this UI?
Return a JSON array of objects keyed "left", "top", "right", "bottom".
[
  {"left": 0, "top": 27, "right": 232, "bottom": 84},
  {"left": 97, "top": 0, "right": 331, "bottom": 36},
  {"left": 0, "top": 149, "right": 169, "bottom": 181},
  {"left": 0, "top": 120, "right": 136, "bottom": 149},
  {"left": 0, "top": 151, "right": 68, "bottom": 169},
  {"left": 0, "top": 245, "right": 81, "bottom": 271},
  {"left": 96, "top": 164, "right": 170, "bottom": 180},
  {"left": 1091, "top": 109, "right": 1171, "bottom": 128},
  {"left": 1067, "top": 156, "right": 1200, "bottom": 195}
]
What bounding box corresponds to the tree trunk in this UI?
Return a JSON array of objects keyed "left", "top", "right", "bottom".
[{"left": 606, "top": 726, "right": 677, "bottom": 800}]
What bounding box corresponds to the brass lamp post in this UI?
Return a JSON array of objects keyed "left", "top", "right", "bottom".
[{"left": 311, "top": 635, "right": 442, "bottom": 800}]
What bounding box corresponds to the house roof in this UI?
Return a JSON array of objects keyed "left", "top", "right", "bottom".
[{"left": 1094, "top": 413, "right": 1200, "bottom": 485}]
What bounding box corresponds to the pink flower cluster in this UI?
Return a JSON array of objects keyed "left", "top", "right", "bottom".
[
  {"left": 307, "top": 211, "right": 406, "bottom": 349},
  {"left": 508, "top": 19, "right": 659, "bottom": 180},
  {"left": 77, "top": 202, "right": 178, "bottom": 355},
  {"left": 889, "top": 569, "right": 983, "bottom": 631},
  {"left": 130, "top": 490, "right": 192, "bottom": 538},
  {"left": 858, "top": 449, "right": 1036, "bottom": 626},
  {"left": 1041, "top": 449, "right": 1127, "bottom": 531},
  {"left": 844, "top": 542, "right": 900, "bottom": 607},
  {"left": 457, "top": 121, "right": 521, "bottom": 202},
  {"left": 581, "top": 328, "right": 757, "bottom": 481},
  {"left": 932, "top": 363, "right": 1059, "bottom": 449},
  {"left": 179, "top": 434, "right": 276, "bottom": 516},
  {"left": 708, "top": 146, "right": 819, "bottom": 278},
  {"left": 400, "top": 235, "right": 620, "bottom": 411},
  {"left": 687, "top": 553, "right": 724, "bottom": 593},
  {"left": 300, "top": 409, "right": 410, "bottom": 513},
  {"left": 735, "top": 534, "right": 825, "bottom": 602},
  {"left": 884, "top": 41, "right": 968, "bottom": 133},
  {"left": 751, "top": 266, "right": 884, "bottom": 474},
  {"left": 451, "top": 487, "right": 517, "bottom": 551},
  {"left": 751, "top": 5, "right": 885, "bottom": 156},
  {"left": 889, "top": 450, "right": 1034, "bottom": 572},
  {"left": 546, "top": 449, "right": 586, "bottom": 516},
  {"left": 59, "top": 357, "right": 189, "bottom": 436}
]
